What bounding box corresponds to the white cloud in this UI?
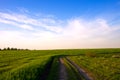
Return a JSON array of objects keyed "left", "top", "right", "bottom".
[
  {"left": 19, "top": 24, "right": 34, "bottom": 30},
  {"left": 0, "top": 10, "right": 120, "bottom": 49},
  {"left": 0, "top": 18, "right": 34, "bottom": 30},
  {"left": 62, "top": 18, "right": 112, "bottom": 39},
  {"left": 0, "top": 12, "right": 62, "bottom": 32}
]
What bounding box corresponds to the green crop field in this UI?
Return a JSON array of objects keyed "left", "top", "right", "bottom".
[
  {"left": 68, "top": 54, "right": 120, "bottom": 80},
  {"left": 0, "top": 49, "right": 120, "bottom": 80}
]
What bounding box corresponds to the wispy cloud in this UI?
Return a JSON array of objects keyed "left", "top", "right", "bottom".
[
  {"left": 0, "top": 10, "right": 120, "bottom": 49},
  {"left": 17, "top": 7, "right": 29, "bottom": 13},
  {"left": 0, "top": 11, "right": 62, "bottom": 32}
]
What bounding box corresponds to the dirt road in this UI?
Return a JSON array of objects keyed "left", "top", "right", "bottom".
[
  {"left": 59, "top": 58, "right": 68, "bottom": 80},
  {"left": 65, "top": 57, "right": 93, "bottom": 80}
]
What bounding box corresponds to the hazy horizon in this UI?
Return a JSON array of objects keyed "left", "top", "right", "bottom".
[{"left": 0, "top": 0, "right": 120, "bottom": 49}]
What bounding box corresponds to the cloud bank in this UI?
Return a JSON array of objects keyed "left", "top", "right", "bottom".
[{"left": 0, "top": 11, "right": 120, "bottom": 49}]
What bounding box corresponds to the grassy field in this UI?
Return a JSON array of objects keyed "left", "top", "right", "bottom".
[
  {"left": 0, "top": 49, "right": 120, "bottom": 80},
  {"left": 68, "top": 53, "right": 120, "bottom": 80}
]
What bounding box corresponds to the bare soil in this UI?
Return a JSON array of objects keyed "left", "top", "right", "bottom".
[
  {"left": 65, "top": 57, "right": 93, "bottom": 80},
  {"left": 59, "top": 58, "right": 68, "bottom": 80}
]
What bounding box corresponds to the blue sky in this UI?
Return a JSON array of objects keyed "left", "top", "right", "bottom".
[
  {"left": 1, "top": 0, "right": 120, "bottom": 19},
  {"left": 0, "top": 0, "right": 120, "bottom": 49}
]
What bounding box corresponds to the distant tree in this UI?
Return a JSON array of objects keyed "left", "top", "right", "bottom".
[
  {"left": 1, "top": 47, "right": 29, "bottom": 51},
  {"left": 7, "top": 47, "right": 10, "bottom": 50},
  {"left": 21, "top": 49, "right": 24, "bottom": 50},
  {"left": 25, "top": 48, "right": 29, "bottom": 50},
  {"left": 3, "top": 48, "right": 7, "bottom": 50},
  {"left": 11, "top": 48, "right": 14, "bottom": 50},
  {"left": 14, "top": 48, "right": 17, "bottom": 50},
  {"left": 17, "top": 49, "right": 21, "bottom": 50},
  {"left": 0, "top": 48, "right": 1, "bottom": 51}
]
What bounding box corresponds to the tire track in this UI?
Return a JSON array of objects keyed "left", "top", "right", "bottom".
[
  {"left": 65, "top": 57, "right": 93, "bottom": 80},
  {"left": 59, "top": 58, "right": 68, "bottom": 80}
]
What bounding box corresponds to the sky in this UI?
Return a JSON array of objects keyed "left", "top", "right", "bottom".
[{"left": 0, "top": 0, "right": 120, "bottom": 49}]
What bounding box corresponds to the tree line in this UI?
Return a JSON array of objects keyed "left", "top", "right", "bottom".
[{"left": 0, "top": 47, "right": 29, "bottom": 51}]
